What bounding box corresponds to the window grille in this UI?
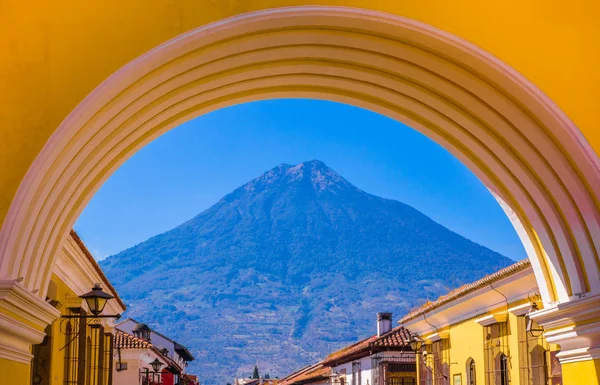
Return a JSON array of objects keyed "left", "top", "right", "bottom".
[
  {"left": 63, "top": 308, "right": 88, "bottom": 385},
  {"left": 103, "top": 333, "right": 114, "bottom": 385},
  {"left": 387, "top": 378, "right": 416, "bottom": 385},
  {"left": 517, "top": 316, "right": 560, "bottom": 385},
  {"left": 85, "top": 325, "right": 106, "bottom": 385},
  {"left": 483, "top": 323, "right": 510, "bottom": 385},
  {"left": 418, "top": 345, "right": 433, "bottom": 385},
  {"left": 372, "top": 354, "right": 417, "bottom": 385},
  {"left": 432, "top": 340, "right": 450, "bottom": 385}
]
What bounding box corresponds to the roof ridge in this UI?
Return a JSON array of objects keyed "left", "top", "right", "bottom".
[{"left": 399, "top": 259, "right": 531, "bottom": 324}]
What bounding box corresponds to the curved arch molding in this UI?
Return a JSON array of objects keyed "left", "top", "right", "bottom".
[{"left": 0, "top": 6, "right": 599, "bottom": 363}]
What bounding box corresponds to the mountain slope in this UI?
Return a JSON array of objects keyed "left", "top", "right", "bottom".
[{"left": 99, "top": 160, "right": 513, "bottom": 384}]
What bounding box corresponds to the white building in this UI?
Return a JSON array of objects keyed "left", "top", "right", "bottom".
[
  {"left": 115, "top": 318, "right": 196, "bottom": 385},
  {"left": 322, "top": 313, "right": 416, "bottom": 385},
  {"left": 113, "top": 329, "right": 178, "bottom": 385}
]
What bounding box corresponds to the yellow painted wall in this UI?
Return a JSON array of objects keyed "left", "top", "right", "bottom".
[
  {"left": 0, "top": 0, "right": 599, "bottom": 224},
  {"left": 562, "top": 359, "right": 600, "bottom": 385},
  {"left": 48, "top": 274, "right": 78, "bottom": 384},
  {"left": 0, "top": 358, "right": 31, "bottom": 385},
  {"left": 446, "top": 321, "right": 486, "bottom": 385},
  {"left": 421, "top": 306, "right": 568, "bottom": 385}
]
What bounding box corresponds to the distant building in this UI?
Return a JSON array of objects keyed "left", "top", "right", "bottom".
[
  {"left": 279, "top": 363, "right": 330, "bottom": 385},
  {"left": 115, "top": 318, "right": 196, "bottom": 385},
  {"left": 280, "top": 314, "right": 416, "bottom": 385},
  {"left": 113, "top": 329, "right": 179, "bottom": 385},
  {"left": 235, "top": 376, "right": 281, "bottom": 385},
  {"left": 322, "top": 314, "right": 416, "bottom": 385}
]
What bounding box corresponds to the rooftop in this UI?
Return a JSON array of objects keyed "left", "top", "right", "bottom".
[
  {"left": 399, "top": 259, "right": 531, "bottom": 324},
  {"left": 279, "top": 363, "right": 330, "bottom": 385},
  {"left": 114, "top": 330, "right": 152, "bottom": 349},
  {"left": 116, "top": 317, "right": 195, "bottom": 361},
  {"left": 70, "top": 229, "right": 127, "bottom": 310},
  {"left": 322, "top": 326, "right": 412, "bottom": 365}
]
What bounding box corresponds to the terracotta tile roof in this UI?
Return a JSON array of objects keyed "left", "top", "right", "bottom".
[
  {"left": 321, "top": 326, "right": 411, "bottom": 365},
  {"left": 116, "top": 317, "right": 195, "bottom": 361},
  {"left": 399, "top": 259, "right": 531, "bottom": 324},
  {"left": 280, "top": 363, "right": 330, "bottom": 385},
  {"left": 114, "top": 330, "right": 152, "bottom": 349},
  {"left": 69, "top": 229, "right": 127, "bottom": 310}
]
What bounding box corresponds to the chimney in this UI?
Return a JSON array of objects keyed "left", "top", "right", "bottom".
[{"left": 377, "top": 312, "right": 392, "bottom": 336}]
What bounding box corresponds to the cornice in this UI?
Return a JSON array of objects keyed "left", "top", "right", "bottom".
[
  {"left": 0, "top": 311, "right": 47, "bottom": 364},
  {"left": 54, "top": 237, "right": 125, "bottom": 314},
  {"left": 531, "top": 294, "right": 600, "bottom": 364},
  {"left": 426, "top": 331, "right": 449, "bottom": 342},
  {"left": 0, "top": 280, "right": 60, "bottom": 329},
  {"left": 401, "top": 268, "right": 535, "bottom": 335},
  {"left": 475, "top": 313, "right": 508, "bottom": 326},
  {"left": 508, "top": 303, "right": 531, "bottom": 316}
]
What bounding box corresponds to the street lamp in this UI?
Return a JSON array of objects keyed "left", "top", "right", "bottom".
[
  {"left": 408, "top": 333, "right": 424, "bottom": 352},
  {"left": 150, "top": 358, "right": 164, "bottom": 373},
  {"left": 61, "top": 283, "right": 121, "bottom": 319},
  {"left": 80, "top": 283, "right": 114, "bottom": 316},
  {"left": 526, "top": 302, "right": 544, "bottom": 337}
]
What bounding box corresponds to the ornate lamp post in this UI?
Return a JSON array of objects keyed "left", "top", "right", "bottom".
[
  {"left": 62, "top": 283, "right": 121, "bottom": 319},
  {"left": 408, "top": 333, "right": 424, "bottom": 352}
]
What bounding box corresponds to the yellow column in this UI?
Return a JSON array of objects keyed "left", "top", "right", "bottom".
[
  {"left": 532, "top": 295, "right": 600, "bottom": 385},
  {"left": 0, "top": 281, "right": 60, "bottom": 385},
  {"left": 562, "top": 359, "right": 600, "bottom": 385},
  {"left": 0, "top": 358, "right": 31, "bottom": 385}
]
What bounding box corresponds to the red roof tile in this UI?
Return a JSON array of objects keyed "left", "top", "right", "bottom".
[
  {"left": 322, "top": 326, "right": 411, "bottom": 365},
  {"left": 280, "top": 363, "right": 329, "bottom": 385},
  {"left": 114, "top": 330, "right": 152, "bottom": 349}
]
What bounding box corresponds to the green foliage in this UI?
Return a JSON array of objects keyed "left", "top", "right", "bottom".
[{"left": 253, "top": 366, "right": 259, "bottom": 379}]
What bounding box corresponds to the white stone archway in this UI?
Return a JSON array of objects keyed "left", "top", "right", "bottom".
[{"left": 0, "top": 5, "right": 599, "bottom": 364}]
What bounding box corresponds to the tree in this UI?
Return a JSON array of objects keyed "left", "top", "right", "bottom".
[
  {"left": 265, "top": 374, "right": 270, "bottom": 379},
  {"left": 253, "top": 365, "right": 259, "bottom": 379}
]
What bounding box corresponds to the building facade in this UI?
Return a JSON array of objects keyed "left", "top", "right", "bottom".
[
  {"left": 116, "top": 318, "right": 195, "bottom": 385},
  {"left": 322, "top": 315, "right": 416, "bottom": 385},
  {"left": 20, "top": 230, "right": 127, "bottom": 385},
  {"left": 400, "top": 260, "right": 562, "bottom": 385}
]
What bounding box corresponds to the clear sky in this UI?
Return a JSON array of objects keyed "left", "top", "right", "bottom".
[{"left": 74, "top": 99, "right": 526, "bottom": 261}]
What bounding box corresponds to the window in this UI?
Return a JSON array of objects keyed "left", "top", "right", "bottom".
[
  {"left": 387, "top": 378, "right": 416, "bottom": 385},
  {"left": 31, "top": 325, "right": 52, "bottom": 385},
  {"left": 466, "top": 358, "right": 476, "bottom": 385},
  {"left": 517, "top": 316, "right": 557, "bottom": 385},
  {"left": 483, "top": 323, "right": 509, "bottom": 385},
  {"left": 64, "top": 308, "right": 88, "bottom": 385},
  {"left": 432, "top": 340, "right": 450, "bottom": 385},
  {"left": 497, "top": 354, "right": 509, "bottom": 385},
  {"left": 418, "top": 345, "right": 433, "bottom": 385},
  {"left": 353, "top": 362, "right": 362, "bottom": 385}
]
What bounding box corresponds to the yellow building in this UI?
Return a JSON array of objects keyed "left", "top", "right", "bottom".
[
  {"left": 1, "top": 2, "right": 600, "bottom": 384},
  {"left": 0, "top": 230, "right": 126, "bottom": 385},
  {"left": 400, "top": 260, "right": 563, "bottom": 385}
]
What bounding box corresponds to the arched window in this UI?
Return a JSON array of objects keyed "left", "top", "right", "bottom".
[
  {"left": 466, "top": 358, "right": 476, "bottom": 385},
  {"left": 499, "top": 354, "right": 509, "bottom": 385}
]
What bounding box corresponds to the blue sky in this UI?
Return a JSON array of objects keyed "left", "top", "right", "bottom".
[{"left": 74, "top": 99, "right": 526, "bottom": 261}]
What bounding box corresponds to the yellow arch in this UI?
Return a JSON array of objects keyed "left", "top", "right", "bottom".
[{"left": 0, "top": 2, "right": 599, "bottom": 383}]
